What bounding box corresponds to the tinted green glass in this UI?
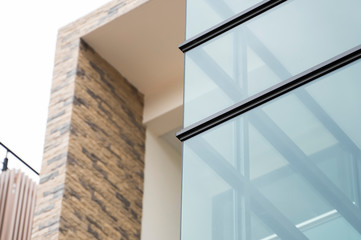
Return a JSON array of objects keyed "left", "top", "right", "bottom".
[
  {"left": 183, "top": 0, "right": 361, "bottom": 127},
  {"left": 185, "top": 0, "right": 263, "bottom": 39},
  {"left": 181, "top": 59, "right": 361, "bottom": 239}
]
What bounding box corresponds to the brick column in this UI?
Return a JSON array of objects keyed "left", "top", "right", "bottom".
[
  {"left": 33, "top": 38, "right": 145, "bottom": 239},
  {"left": 32, "top": 1, "right": 148, "bottom": 239}
]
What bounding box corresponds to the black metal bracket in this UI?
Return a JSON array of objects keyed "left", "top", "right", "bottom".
[{"left": 0, "top": 142, "right": 39, "bottom": 175}]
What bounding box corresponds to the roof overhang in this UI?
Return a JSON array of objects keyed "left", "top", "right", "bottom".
[
  {"left": 83, "top": 0, "right": 185, "bottom": 97},
  {"left": 83, "top": 0, "right": 185, "bottom": 152}
]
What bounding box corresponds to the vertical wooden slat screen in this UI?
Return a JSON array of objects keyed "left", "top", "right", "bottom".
[{"left": 0, "top": 170, "right": 37, "bottom": 240}]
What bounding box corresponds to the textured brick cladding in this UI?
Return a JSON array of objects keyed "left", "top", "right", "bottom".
[
  {"left": 32, "top": 0, "right": 148, "bottom": 239},
  {"left": 61, "top": 40, "right": 145, "bottom": 239}
]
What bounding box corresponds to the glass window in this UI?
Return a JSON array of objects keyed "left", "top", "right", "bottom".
[
  {"left": 181, "top": 59, "right": 361, "bottom": 239},
  {"left": 183, "top": 0, "right": 361, "bottom": 127},
  {"left": 186, "top": 0, "right": 263, "bottom": 39}
]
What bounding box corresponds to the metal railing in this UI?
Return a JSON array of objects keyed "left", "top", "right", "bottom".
[{"left": 0, "top": 142, "right": 39, "bottom": 176}]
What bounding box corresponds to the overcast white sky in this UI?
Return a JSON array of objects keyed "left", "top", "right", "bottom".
[{"left": 0, "top": 0, "right": 111, "bottom": 181}]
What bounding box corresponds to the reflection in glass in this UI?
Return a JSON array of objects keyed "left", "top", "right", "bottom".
[
  {"left": 181, "top": 60, "right": 361, "bottom": 239},
  {"left": 186, "top": 0, "right": 263, "bottom": 39},
  {"left": 183, "top": 0, "right": 361, "bottom": 127}
]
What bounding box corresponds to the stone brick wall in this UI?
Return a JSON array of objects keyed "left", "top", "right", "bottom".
[
  {"left": 61, "top": 40, "right": 145, "bottom": 239},
  {"left": 32, "top": 0, "right": 148, "bottom": 239}
]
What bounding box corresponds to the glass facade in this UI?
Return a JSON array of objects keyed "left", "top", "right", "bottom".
[
  {"left": 183, "top": 0, "right": 361, "bottom": 127},
  {"left": 186, "top": 0, "right": 263, "bottom": 39},
  {"left": 180, "top": 0, "right": 361, "bottom": 239}
]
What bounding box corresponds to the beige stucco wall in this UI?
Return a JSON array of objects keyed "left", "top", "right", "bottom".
[{"left": 141, "top": 130, "right": 181, "bottom": 240}]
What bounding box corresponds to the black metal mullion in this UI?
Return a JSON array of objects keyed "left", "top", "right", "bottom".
[
  {"left": 179, "top": 0, "right": 287, "bottom": 52},
  {"left": 245, "top": 26, "right": 360, "bottom": 154},
  {"left": 177, "top": 44, "right": 361, "bottom": 142}
]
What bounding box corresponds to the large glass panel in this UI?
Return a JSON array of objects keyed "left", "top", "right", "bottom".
[
  {"left": 181, "top": 59, "right": 361, "bottom": 239},
  {"left": 185, "top": 0, "right": 263, "bottom": 39},
  {"left": 183, "top": 0, "right": 361, "bottom": 127}
]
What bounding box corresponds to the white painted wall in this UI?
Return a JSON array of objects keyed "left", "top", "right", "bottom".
[{"left": 141, "top": 129, "right": 182, "bottom": 240}]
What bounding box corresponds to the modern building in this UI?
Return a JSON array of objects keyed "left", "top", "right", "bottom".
[
  {"left": 32, "top": 0, "right": 184, "bottom": 239},
  {"left": 32, "top": 0, "right": 361, "bottom": 239}
]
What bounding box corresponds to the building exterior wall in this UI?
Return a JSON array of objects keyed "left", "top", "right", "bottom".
[
  {"left": 141, "top": 130, "right": 181, "bottom": 240},
  {"left": 32, "top": 1, "right": 148, "bottom": 239}
]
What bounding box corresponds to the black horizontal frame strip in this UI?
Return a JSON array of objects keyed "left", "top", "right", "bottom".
[
  {"left": 179, "top": 0, "right": 287, "bottom": 52},
  {"left": 176, "top": 44, "right": 361, "bottom": 142}
]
